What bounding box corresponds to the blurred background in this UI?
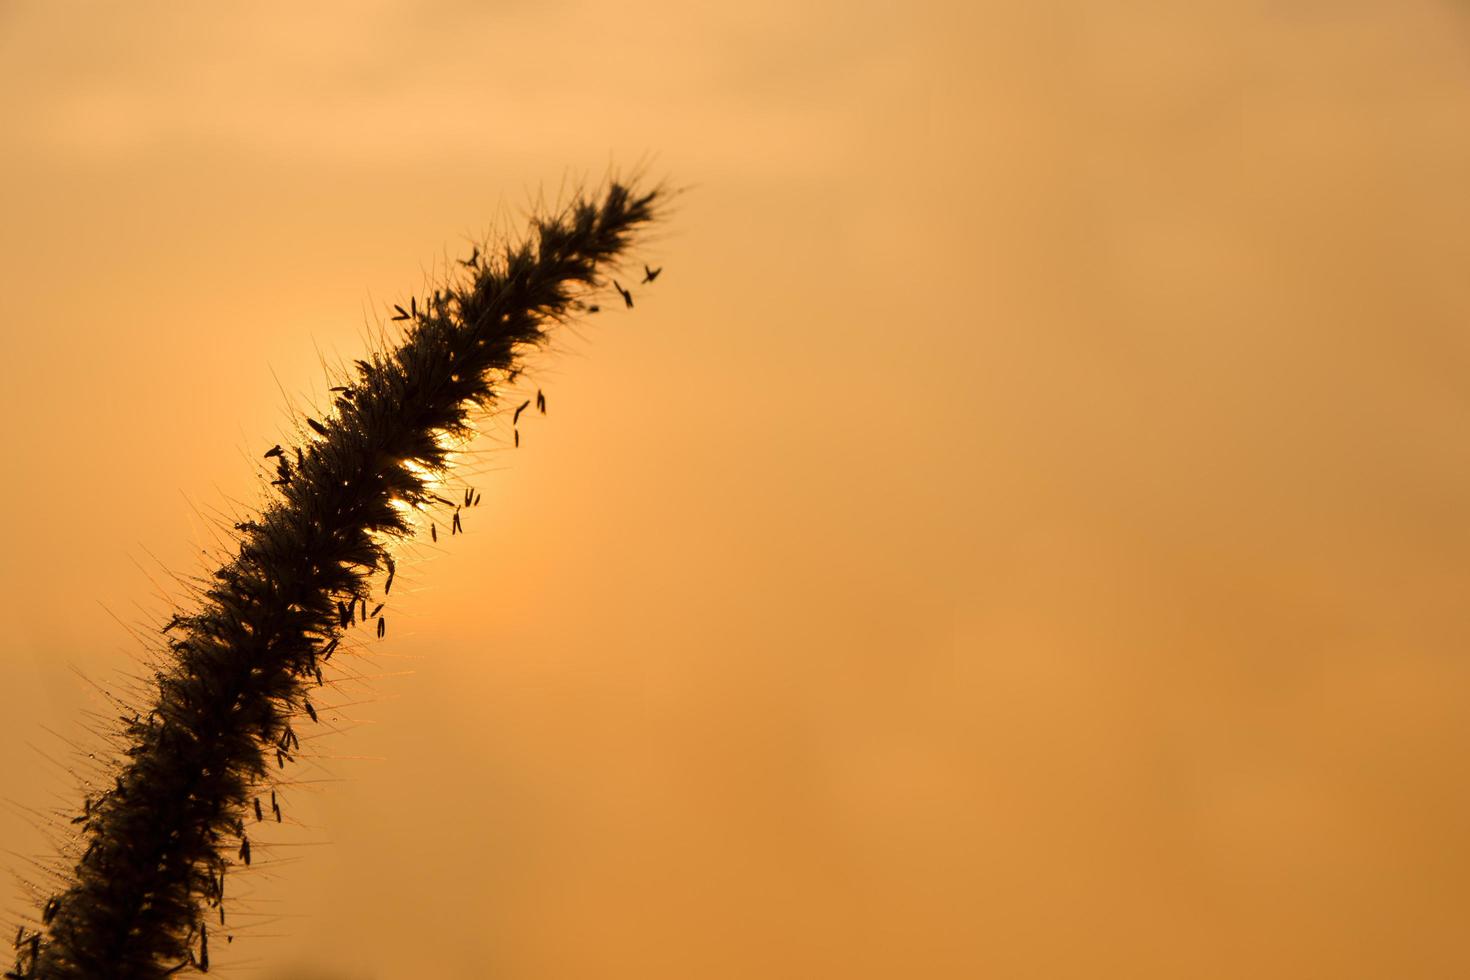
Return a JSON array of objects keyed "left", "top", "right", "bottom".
[{"left": 3, "top": 1, "right": 1470, "bottom": 977}]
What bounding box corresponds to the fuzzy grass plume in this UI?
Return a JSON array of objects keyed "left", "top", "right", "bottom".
[{"left": 9, "top": 179, "right": 665, "bottom": 979}]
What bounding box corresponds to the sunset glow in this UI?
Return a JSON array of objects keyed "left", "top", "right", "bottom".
[{"left": 2, "top": 3, "right": 1469, "bottom": 979}]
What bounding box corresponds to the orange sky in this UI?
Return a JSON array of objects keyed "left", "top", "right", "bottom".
[{"left": 4, "top": 2, "right": 1470, "bottom": 977}]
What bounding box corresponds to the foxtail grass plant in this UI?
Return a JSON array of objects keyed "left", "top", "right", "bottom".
[{"left": 8, "top": 178, "right": 666, "bottom": 979}]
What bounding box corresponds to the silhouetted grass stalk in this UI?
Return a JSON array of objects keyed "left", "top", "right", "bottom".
[{"left": 12, "top": 180, "right": 664, "bottom": 979}]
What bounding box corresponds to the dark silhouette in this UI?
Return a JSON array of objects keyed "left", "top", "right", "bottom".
[{"left": 17, "top": 180, "right": 665, "bottom": 979}]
